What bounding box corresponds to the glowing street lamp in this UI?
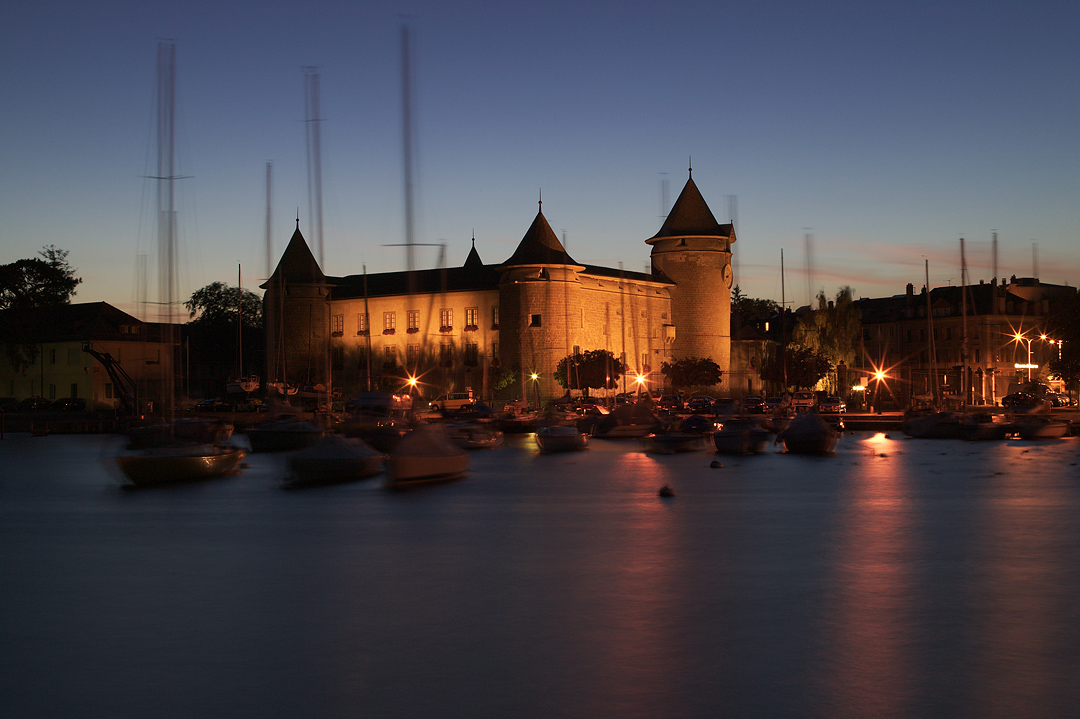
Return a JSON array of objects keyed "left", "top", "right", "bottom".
[
  {"left": 1013, "top": 332, "right": 1037, "bottom": 382},
  {"left": 530, "top": 372, "right": 540, "bottom": 409}
]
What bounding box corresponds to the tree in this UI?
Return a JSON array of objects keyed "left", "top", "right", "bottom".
[
  {"left": 185, "top": 281, "right": 263, "bottom": 328},
  {"left": 0, "top": 246, "right": 82, "bottom": 373},
  {"left": 0, "top": 246, "right": 81, "bottom": 311},
  {"left": 660, "top": 356, "right": 723, "bottom": 392},
  {"left": 730, "top": 285, "right": 780, "bottom": 332},
  {"left": 554, "top": 349, "right": 622, "bottom": 394},
  {"left": 183, "top": 282, "right": 264, "bottom": 397},
  {"left": 1046, "top": 291, "right": 1080, "bottom": 394},
  {"left": 758, "top": 344, "right": 832, "bottom": 389},
  {"left": 792, "top": 286, "right": 860, "bottom": 368}
]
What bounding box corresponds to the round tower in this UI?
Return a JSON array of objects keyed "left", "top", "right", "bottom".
[
  {"left": 645, "top": 170, "right": 736, "bottom": 384},
  {"left": 261, "top": 220, "right": 330, "bottom": 391},
  {"left": 498, "top": 201, "right": 585, "bottom": 401}
]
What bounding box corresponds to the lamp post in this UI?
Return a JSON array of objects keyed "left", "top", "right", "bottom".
[
  {"left": 530, "top": 372, "right": 540, "bottom": 410},
  {"left": 1014, "top": 332, "right": 1037, "bottom": 382}
]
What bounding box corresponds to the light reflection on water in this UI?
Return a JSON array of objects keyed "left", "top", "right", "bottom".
[{"left": 1, "top": 431, "right": 1078, "bottom": 718}]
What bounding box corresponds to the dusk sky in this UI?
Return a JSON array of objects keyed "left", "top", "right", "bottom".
[{"left": 3, "top": 1, "right": 1078, "bottom": 320}]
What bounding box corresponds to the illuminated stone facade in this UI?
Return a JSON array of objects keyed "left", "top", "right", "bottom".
[{"left": 264, "top": 174, "right": 736, "bottom": 402}]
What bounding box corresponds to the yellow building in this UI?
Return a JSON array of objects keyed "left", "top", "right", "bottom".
[
  {"left": 264, "top": 173, "right": 737, "bottom": 402},
  {"left": 0, "top": 302, "right": 177, "bottom": 411}
]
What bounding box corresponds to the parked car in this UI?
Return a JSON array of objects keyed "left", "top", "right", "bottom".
[
  {"left": 819, "top": 396, "right": 846, "bottom": 413},
  {"left": 686, "top": 397, "right": 716, "bottom": 414},
  {"left": 657, "top": 395, "right": 683, "bottom": 412},
  {"left": 738, "top": 395, "right": 765, "bottom": 414},
  {"left": 16, "top": 396, "right": 51, "bottom": 411},
  {"left": 763, "top": 396, "right": 789, "bottom": 413},
  {"left": 429, "top": 392, "right": 475, "bottom": 413},
  {"left": 1046, "top": 391, "right": 1072, "bottom": 407},
  {"left": 50, "top": 397, "right": 87, "bottom": 412},
  {"left": 193, "top": 398, "right": 231, "bottom": 412},
  {"left": 791, "top": 390, "right": 817, "bottom": 412},
  {"left": 712, "top": 397, "right": 738, "bottom": 416}
]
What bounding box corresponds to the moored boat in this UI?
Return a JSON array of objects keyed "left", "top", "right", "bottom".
[
  {"left": 902, "top": 411, "right": 961, "bottom": 439},
  {"left": 446, "top": 422, "right": 505, "bottom": 449},
  {"left": 959, "top": 411, "right": 1009, "bottom": 441},
  {"left": 643, "top": 432, "right": 709, "bottom": 454},
  {"left": 386, "top": 423, "right": 469, "bottom": 487},
  {"left": 285, "top": 435, "right": 385, "bottom": 488},
  {"left": 1011, "top": 415, "right": 1069, "bottom": 440},
  {"left": 776, "top": 410, "right": 838, "bottom": 455},
  {"left": 535, "top": 425, "right": 589, "bottom": 452},
  {"left": 712, "top": 418, "right": 770, "bottom": 455},
  {"left": 246, "top": 418, "right": 325, "bottom": 452},
  {"left": 116, "top": 444, "right": 245, "bottom": 486}
]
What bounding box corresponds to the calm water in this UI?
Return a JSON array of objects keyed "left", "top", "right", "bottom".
[{"left": 2, "top": 430, "right": 1079, "bottom": 718}]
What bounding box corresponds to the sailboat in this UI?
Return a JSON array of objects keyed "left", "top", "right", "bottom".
[
  {"left": 227, "top": 263, "right": 260, "bottom": 395},
  {"left": 116, "top": 43, "right": 245, "bottom": 486}
]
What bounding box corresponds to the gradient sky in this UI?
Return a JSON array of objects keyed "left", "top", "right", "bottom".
[{"left": 3, "top": 1, "right": 1078, "bottom": 320}]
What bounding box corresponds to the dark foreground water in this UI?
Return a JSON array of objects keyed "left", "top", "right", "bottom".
[{"left": 2, "top": 430, "right": 1079, "bottom": 718}]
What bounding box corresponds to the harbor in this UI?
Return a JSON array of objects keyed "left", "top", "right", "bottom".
[{"left": 2, "top": 430, "right": 1079, "bottom": 717}]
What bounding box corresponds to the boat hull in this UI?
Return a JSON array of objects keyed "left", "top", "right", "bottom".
[
  {"left": 535, "top": 427, "right": 588, "bottom": 453},
  {"left": 116, "top": 446, "right": 245, "bottom": 486},
  {"left": 643, "top": 433, "right": 709, "bottom": 454}
]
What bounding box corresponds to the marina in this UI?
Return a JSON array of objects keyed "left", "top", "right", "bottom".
[{"left": 2, "top": 430, "right": 1078, "bottom": 717}]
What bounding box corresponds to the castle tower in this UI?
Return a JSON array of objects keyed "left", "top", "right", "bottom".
[
  {"left": 645, "top": 170, "right": 736, "bottom": 383},
  {"left": 261, "top": 220, "right": 330, "bottom": 390},
  {"left": 499, "top": 201, "right": 585, "bottom": 400}
]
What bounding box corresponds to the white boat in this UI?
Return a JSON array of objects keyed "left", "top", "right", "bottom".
[
  {"left": 775, "top": 410, "right": 838, "bottom": 455},
  {"left": 535, "top": 425, "right": 589, "bottom": 452},
  {"left": 712, "top": 418, "right": 770, "bottom": 455},
  {"left": 386, "top": 424, "right": 469, "bottom": 487},
  {"left": 227, "top": 375, "right": 260, "bottom": 394},
  {"left": 117, "top": 444, "right": 245, "bottom": 486},
  {"left": 285, "top": 435, "right": 385, "bottom": 488}
]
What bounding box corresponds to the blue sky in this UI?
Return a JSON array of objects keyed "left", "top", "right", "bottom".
[{"left": 3, "top": 1, "right": 1077, "bottom": 319}]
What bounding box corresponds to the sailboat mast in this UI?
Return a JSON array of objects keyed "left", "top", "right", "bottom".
[
  {"left": 156, "top": 41, "right": 178, "bottom": 417},
  {"left": 780, "top": 248, "right": 787, "bottom": 389},
  {"left": 237, "top": 263, "right": 243, "bottom": 380},
  {"left": 960, "top": 238, "right": 968, "bottom": 407},
  {"left": 265, "top": 162, "right": 273, "bottom": 279},
  {"left": 926, "top": 259, "right": 939, "bottom": 408},
  {"left": 401, "top": 24, "right": 417, "bottom": 294}
]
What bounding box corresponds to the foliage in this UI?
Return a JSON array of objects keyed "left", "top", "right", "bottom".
[
  {"left": 791, "top": 286, "right": 861, "bottom": 368},
  {"left": 660, "top": 356, "right": 723, "bottom": 391},
  {"left": 758, "top": 344, "right": 832, "bottom": 389},
  {"left": 554, "top": 349, "right": 623, "bottom": 393},
  {"left": 1046, "top": 291, "right": 1080, "bottom": 389},
  {"left": 0, "top": 247, "right": 83, "bottom": 373},
  {"left": 183, "top": 282, "right": 264, "bottom": 395},
  {"left": 490, "top": 366, "right": 517, "bottom": 392},
  {"left": 730, "top": 285, "right": 781, "bottom": 324},
  {"left": 185, "top": 281, "right": 263, "bottom": 328}
]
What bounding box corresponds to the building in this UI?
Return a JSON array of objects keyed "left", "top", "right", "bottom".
[
  {"left": 855, "top": 277, "right": 1075, "bottom": 407},
  {"left": 263, "top": 172, "right": 737, "bottom": 403},
  {"left": 0, "top": 302, "right": 177, "bottom": 411}
]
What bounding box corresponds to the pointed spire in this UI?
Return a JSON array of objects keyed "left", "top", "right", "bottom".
[
  {"left": 649, "top": 170, "right": 732, "bottom": 241},
  {"left": 266, "top": 222, "right": 324, "bottom": 284},
  {"left": 502, "top": 202, "right": 579, "bottom": 267}
]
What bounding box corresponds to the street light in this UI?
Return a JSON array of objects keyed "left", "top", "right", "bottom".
[
  {"left": 1013, "top": 332, "right": 1037, "bottom": 382},
  {"left": 530, "top": 372, "right": 540, "bottom": 410}
]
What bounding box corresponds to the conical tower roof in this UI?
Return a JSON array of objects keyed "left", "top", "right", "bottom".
[
  {"left": 650, "top": 172, "right": 733, "bottom": 242},
  {"left": 266, "top": 220, "right": 325, "bottom": 285},
  {"left": 463, "top": 235, "right": 483, "bottom": 269},
  {"left": 502, "top": 202, "right": 579, "bottom": 266}
]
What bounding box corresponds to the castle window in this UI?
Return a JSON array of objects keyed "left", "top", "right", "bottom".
[
  {"left": 407, "top": 310, "right": 419, "bottom": 331},
  {"left": 49, "top": 349, "right": 57, "bottom": 364},
  {"left": 383, "top": 312, "right": 396, "bottom": 331},
  {"left": 331, "top": 314, "right": 344, "bottom": 335},
  {"left": 465, "top": 307, "right": 478, "bottom": 328},
  {"left": 440, "top": 343, "right": 453, "bottom": 367},
  {"left": 331, "top": 346, "right": 344, "bottom": 370},
  {"left": 357, "top": 313, "right": 368, "bottom": 333},
  {"left": 491, "top": 342, "right": 499, "bottom": 358},
  {"left": 465, "top": 343, "right": 479, "bottom": 366},
  {"left": 530, "top": 314, "right": 541, "bottom": 328},
  {"left": 440, "top": 308, "right": 453, "bottom": 330},
  {"left": 384, "top": 345, "right": 397, "bottom": 367},
  {"left": 975, "top": 348, "right": 981, "bottom": 363},
  {"left": 407, "top": 344, "right": 420, "bottom": 366},
  {"left": 491, "top": 306, "right": 499, "bottom": 328}
]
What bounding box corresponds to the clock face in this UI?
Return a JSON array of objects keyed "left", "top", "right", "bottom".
[{"left": 722, "top": 264, "right": 733, "bottom": 288}]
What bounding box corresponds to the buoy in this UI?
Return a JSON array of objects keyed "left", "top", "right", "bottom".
[
  {"left": 658, "top": 485, "right": 675, "bottom": 497},
  {"left": 710, "top": 460, "right": 723, "bottom": 468}
]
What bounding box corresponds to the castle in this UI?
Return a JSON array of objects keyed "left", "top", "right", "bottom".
[{"left": 262, "top": 172, "right": 737, "bottom": 402}]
